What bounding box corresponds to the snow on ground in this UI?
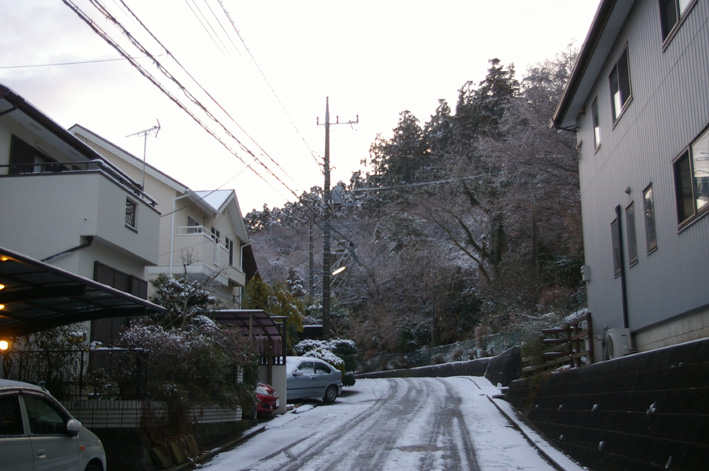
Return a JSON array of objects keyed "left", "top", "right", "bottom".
[{"left": 202, "top": 377, "right": 586, "bottom": 471}]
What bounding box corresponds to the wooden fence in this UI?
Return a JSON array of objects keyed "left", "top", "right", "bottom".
[{"left": 522, "top": 312, "right": 593, "bottom": 377}]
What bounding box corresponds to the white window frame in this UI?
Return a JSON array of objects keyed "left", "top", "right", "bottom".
[
  {"left": 125, "top": 198, "right": 137, "bottom": 230},
  {"left": 673, "top": 126, "right": 709, "bottom": 227},
  {"left": 659, "top": 0, "right": 696, "bottom": 43},
  {"left": 592, "top": 97, "right": 601, "bottom": 150},
  {"left": 609, "top": 47, "right": 632, "bottom": 123}
]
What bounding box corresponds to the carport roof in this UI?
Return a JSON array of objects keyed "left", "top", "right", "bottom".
[
  {"left": 0, "top": 246, "right": 165, "bottom": 338},
  {"left": 212, "top": 309, "right": 285, "bottom": 362}
]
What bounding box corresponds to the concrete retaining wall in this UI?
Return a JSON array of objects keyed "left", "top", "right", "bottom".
[
  {"left": 356, "top": 347, "right": 521, "bottom": 387},
  {"left": 505, "top": 338, "right": 709, "bottom": 471}
]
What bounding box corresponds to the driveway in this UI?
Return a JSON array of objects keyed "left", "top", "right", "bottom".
[{"left": 203, "top": 376, "right": 585, "bottom": 471}]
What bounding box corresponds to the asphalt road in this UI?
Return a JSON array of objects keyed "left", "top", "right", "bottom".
[
  {"left": 204, "top": 376, "right": 584, "bottom": 471},
  {"left": 210, "top": 377, "right": 484, "bottom": 471}
]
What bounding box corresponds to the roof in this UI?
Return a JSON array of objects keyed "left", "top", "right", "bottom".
[
  {"left": 69, "top": 125, "right": 250, "bottom": 244},
  {"left": 552, "top": 0, "right": 636, "bottom": 129},
  {"left": 0, "top": 246, "right": 165, "bottom": 338},
  {"left": 1, "top": 87, "right": 153, "bottom": 205},
  {"left": 192, "top": 190, "right": 250, "bottom": 243},
  {"left": 194, "top": 190, "right": 232, "bottom": 213},
  {"left": 1, "top": 85, "right": 104, "bottom": 164},
  {"left": 212, "top": 309, "right": 284, "bottom": 359},
  {"left": 69, "top": 124, "right": 190, "bottom": 195},
  {"left": 0, "top": 378, "right": 45, "bottom": 392}
]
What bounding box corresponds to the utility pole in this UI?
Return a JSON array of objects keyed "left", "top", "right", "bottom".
[
  {"left": 126, "top": 120, "right": 160, "bottom": 189},
  {"left": 317, "top": 97, "right": 358, "bottom": 338}
]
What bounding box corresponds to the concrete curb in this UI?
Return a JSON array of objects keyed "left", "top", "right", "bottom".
[
  {"left": 486, "top": 395, "right": 569, "bottom": 471},
  {"left": 171, "top": 425, "right": 267, "bottom": 471}
]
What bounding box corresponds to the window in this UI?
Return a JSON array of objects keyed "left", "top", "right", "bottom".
[
  {"left": 297, "top": 362, "right": 315, "bottom": 374},
  {"left": 609, "top": 48, "right": 632, "bottom": 122},
  {"left": 673, "top": 127, "right": 709, "bottom": 225},
  {"left": 94, "top": 261, "right": 147, "bottom": 299},
  {"left": 660, "top": 0, "right": 695, "bottom": 41},
  {"left": 9, "top": 136, "right": 66, "bottom": 174},
  {"left": 643, "top": 185, "right": 658, "bottom": 253},
  {"left": 592, "top": 98, "right": 601, "bottom": 150},
  {"left": 23, "top": 394, "right": 68, "bottom": 435},
  {"left": 125, "top": 198, "right": 137, "bottom": 229},
  {"left": 0, "top": 395, "right": 24, "bottom": 435},
  {"left": 187, "top": 215, "right": 201, "bottom": 234},
  {"left": 225, "top": 237, "right": 234, "bottom": 265},
  {"left": 211, "top": 227, "right": 221, "bottom": 243},
  {"left": 625, "top": 203, "right": 638, "bottom": 265},
  {"left": 611, "top": 217, "right": 622, "bottom": 277}
]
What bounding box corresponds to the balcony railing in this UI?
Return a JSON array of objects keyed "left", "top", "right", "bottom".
[
  {"left": 0, "top": 160, "right": 158, "bottom": 208},
  {"left": 172, "top": 226, "right": 244, "bottom": 282}
]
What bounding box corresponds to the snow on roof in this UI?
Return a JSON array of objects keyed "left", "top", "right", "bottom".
[{"left": 194, "top": 190, "right": 232, "bottom": 213}]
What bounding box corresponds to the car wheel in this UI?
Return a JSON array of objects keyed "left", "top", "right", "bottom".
[
  {"left": 85, "top": 463, "right": 103, "bottom": 471},
  {"left": 323, "top": 385, "right": 338, "bottom": 403}
]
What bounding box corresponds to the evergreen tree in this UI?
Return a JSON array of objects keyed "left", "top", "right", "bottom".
[
  {"left": 368, "top": 110, "right": 428, "bottom": 186},
  {"left": 242, "top": 275, "right": 270, "bottom": 310},
  {"left": 149, "top": 273, "right": 219, "bottom": 329}
]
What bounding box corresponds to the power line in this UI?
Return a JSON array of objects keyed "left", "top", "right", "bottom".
[
  {"left": 0, "top": 54, "right": 162, "bottom": 69},
  {"left": 64, "top": 0, "right": 300, "bottom": 203},
  {"left": 116, "top": 0, "right": 306, "bottom": 193},
  {"left": 216, "top": 0, "right": 321, "bottom": 168},
  {"left": 350, "top": 171, "right": 501, "bottom": 192}
]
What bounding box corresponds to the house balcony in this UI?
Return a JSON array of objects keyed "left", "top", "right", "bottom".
[
  {"left": 0, "top": 162, "right": 160, "bottom": 264},
  {"left": 154, "top": 226, "right": 246, "bottom": 289}
]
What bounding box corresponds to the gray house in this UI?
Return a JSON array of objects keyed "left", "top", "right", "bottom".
[{"left": 552, "top": 0, "right": 709, "bottom": 359}]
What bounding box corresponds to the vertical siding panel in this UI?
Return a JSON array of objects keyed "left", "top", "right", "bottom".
[{"left": 582, "top": 0, "right": 709, "bottom": 335}]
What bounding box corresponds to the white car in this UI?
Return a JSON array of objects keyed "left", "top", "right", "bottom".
[
  {"left": 0, "top": 379, "right": 106, "bottom": 471},
  {"left": 286, "top": 356, "right": 343, "bottom": 403}
]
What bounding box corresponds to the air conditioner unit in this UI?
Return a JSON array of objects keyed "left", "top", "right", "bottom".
[{"left": 606, "top": 328, "right": 632, "bottom": 359}]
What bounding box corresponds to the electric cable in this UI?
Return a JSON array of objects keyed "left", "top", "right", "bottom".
[
  {"left": 62, "top": 0, "right": 294, "bottom": 204},
  {"left": 116, "top": 0, "right": 305, "bottom": 192},
  {"left": 77, "top": 0, "right": 302, "bottom": 202},
  {"left": 216, "top": 0, "right": 321, "bottom": 168}
]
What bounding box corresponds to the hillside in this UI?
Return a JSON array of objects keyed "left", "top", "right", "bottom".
[{"left": 245, "top": 52, "right": 584, "bottom": 358}]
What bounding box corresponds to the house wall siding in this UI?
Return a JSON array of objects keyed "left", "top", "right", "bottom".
[{"left": 577, "top": 0, "right": 709, "bottom": 352}]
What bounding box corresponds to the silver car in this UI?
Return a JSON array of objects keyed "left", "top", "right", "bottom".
[
  {"left": 286, "top": 356, "right": 343, "bottom": 403},
  {"left": 0, "top": 379, "right": 106, "bottom": 471}
]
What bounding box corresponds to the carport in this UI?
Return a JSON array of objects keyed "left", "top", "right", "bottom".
[
  {"left": 0, "top": 246, "right": 165, "bottom": 339},
  {"left": 212, "top": 309, "right": 288, "bottom": 413}
]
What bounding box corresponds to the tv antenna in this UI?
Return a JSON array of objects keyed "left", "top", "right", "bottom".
[{"left": 127, "top": 120, "right": 161, "bottom": 189}]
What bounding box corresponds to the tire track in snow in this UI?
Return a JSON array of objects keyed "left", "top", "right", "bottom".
[
  {"left": 251, "top": 378, "right": 397, "bottom": 471},
  {"left": 278, "top": 378, "right": 429, "bottom": 471},
  {"left": 242, "top": 378, "right": 480, "bottom": 471}
]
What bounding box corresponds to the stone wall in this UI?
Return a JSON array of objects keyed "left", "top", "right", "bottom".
[{"left": 505, "top": 338, "right": 709, "bottom": 471}]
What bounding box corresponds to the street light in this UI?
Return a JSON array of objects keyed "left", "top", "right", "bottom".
[
  {"left": 0, "top": 339, "right": 8, "bottom": 379},
  {"left": 331, "top": 266, "right": 346, "bottom": 276}
]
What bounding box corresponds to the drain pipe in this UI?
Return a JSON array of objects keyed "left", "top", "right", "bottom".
[
  {"left": 615, "top": 205, "right": 630, "bottom": 329},
  {"left": 42, "top": 236, "right": 94, "bottom": 263}
]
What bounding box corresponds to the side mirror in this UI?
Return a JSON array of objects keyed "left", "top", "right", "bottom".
[
  {"left": 66, "top": 419, "right": 82, "bottom": 437},
  {"left": 292, "top": 370, "right": 303, "bottom": 377}
]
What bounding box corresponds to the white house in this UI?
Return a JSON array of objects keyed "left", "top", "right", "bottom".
[
  {"left": 552, "top": 0, "right": 709, "bottom": 358},
  {"left": 69, "top": 125, "right": 253, "bottom": 308},
  {"left": 0, "top": 84, "right": 162, "bottom": 343}
]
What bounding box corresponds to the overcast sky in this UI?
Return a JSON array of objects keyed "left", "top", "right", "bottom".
[{"left": 1, "top": 0, "right": 599, "bottom": 214}]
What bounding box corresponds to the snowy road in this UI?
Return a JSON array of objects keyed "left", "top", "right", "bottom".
[{"left": 203, "top": 377, "right": 585, "bottom": 471}]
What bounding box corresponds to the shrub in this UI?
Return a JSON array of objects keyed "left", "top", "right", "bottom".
[
  {"left": 118, "top": 320, "right": 258, "bottom": 408},
  {"left": 294, "top": 338, "right": 359, "bottom": 386}
]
